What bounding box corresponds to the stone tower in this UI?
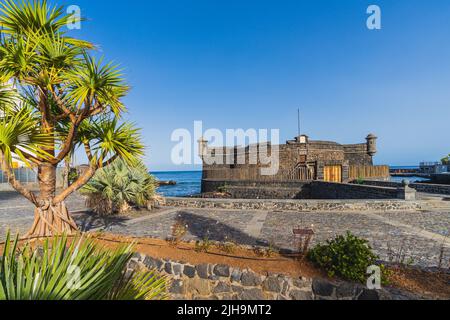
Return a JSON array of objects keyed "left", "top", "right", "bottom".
[{"left": 366, "top": 134, "right": 378, "bottom": 156}]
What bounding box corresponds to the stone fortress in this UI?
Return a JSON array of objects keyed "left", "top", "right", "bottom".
[{"left": 199, "top": 134, "right": 390, "bottom": 197}]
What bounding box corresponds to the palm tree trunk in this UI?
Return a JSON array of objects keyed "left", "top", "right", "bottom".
[
  {"left": 26, "top": 164, "right": 78, "bottom": 238},
  {"left": 27, "top": 202, "right": 78, "bottom": 237}
]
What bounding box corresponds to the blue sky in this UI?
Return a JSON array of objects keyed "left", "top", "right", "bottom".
[{"left": 58, "top": 0, "right": 450, "bottom": 170}]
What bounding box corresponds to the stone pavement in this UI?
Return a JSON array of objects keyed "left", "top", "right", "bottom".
[
  {"left": 101, "top": 207, "right": 450, "bottom": 268},
  {"left": 0, "top": 191, "right": 86, "bottom": 237},
  {"left": 0, "top": 191, "right": 449, "bottom": 268}
]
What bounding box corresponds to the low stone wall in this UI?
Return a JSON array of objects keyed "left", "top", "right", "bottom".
[
  {"left": 202, "top": 179, "right": 406, "bottom": 200},
  {"left": 129, "top": 253, "right": 420, "bottom": 300},
  {"left": 226, "top": 186, "right": 310, "bottom": 199},
  {"left": 430, "top": 174, "right": 450, "bottom": 185},
  {"left": 359, "top": 180, "right": 450, "bottom": 195},
  {"left": 309, "top": 181, "right": 399, "bottom": 200},
  {"left": 165, "top": 197, "right": 423, "bottom": 212},
  {"left": 202, "top": 179, "right": 309, "bottom": 194}
]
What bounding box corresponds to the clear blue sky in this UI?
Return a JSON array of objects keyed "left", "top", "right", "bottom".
[{"left": 58, "top": 0, "right": 450, "bottom": 170}]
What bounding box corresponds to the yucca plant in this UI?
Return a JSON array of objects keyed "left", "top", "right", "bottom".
[
  {"left": 0, "top": 0, "right": 145, "bottom": 237},
  {"left": 0, "top": 231, "right": 168, "bottom": 300},
  {"left": 81, "top": 158, "right": 158, "bottom": 215}
]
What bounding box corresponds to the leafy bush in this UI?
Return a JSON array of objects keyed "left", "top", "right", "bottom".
[
  {"left": 195, "top": 236, "right": 213, "bottom": 253},
  {"left": 308, "top": 232, "right": 388, "bottom": 283},
  {"left": 68, "top": 168, "right": 79, "bottom": 185},
  {"left": 217, "top": 185, "right": 228, "bottom": 193},
  {"left": 81, "top": 159, "right": 158, "bottom": 215},
  {"left": 0, "top": 232, "right": 168, "bottom": 300}
]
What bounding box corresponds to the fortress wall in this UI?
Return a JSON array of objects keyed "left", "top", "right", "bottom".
[
  {"left": 202, "top": 140, "right": 379, "bottom": 184},
  {"left": 343, "top": 144, "right": 373, "bottom": 166},
  {"left": 309, "top": 181, "right": 399, "bottom": 199},
  {"left": 201, "top": 179, "right": 310, "bottom": 193},
  {"left": 201, "top": 179, "right": 401, "bottom": 200}
]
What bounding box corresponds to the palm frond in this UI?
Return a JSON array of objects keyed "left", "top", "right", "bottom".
[
  {"left": 0, "top": 0, "right": 70, "bottom": 36},
  {"left": 0, "top": 84, "right": 17, "bottom": 110},
  {"left": 81, "top": 159, "right": 157, "bottom": 215},
  {"left": 0, "top": 106, "right": 54, "bottom": 165},
  {"left": 64, "top": 53, "right": 129, "bottom": 115},
  {"left": 0, "top": 33, "right": 40, "bottom": 83},
  {"left": 79, "top": 117, "right": 144, "bottom": 165}
]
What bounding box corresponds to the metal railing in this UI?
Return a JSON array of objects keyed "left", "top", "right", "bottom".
[
  {"left": 0, "top": 167, "right": 64, "bottom": 185},
  {"left": 0, "top": 167, "right": 38, "bottom": 184},
  {"left": 420, "top": 162, "right": 440, "bottom": 167}
]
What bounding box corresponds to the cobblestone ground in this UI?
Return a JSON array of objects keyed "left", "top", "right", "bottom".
[
  {"left": 0, "top": 191, "right": 87, "bottom": 238},
  {"left": 1, "top": 191, "right": 449, "bottom": 268},
  {"left": 260, "top": 211, "right": 450, "bottom": 267},
  {"left": 103, "top": 208, "right": 450, "bottom": 268}
]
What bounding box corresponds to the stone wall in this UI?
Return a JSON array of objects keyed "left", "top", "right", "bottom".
[
  {"left": 202, "top": 179, "right": 402, "bottom": 200},
  {"left": 309, "top": 181, "right": 399, "bottom": 200},
  {"left": 129, "top": 253, "right": 420, "bottom": 300},
  {"left": 430, "top": 174, "right": 450, "bottom": 185},
  {"left": 201, "top": 179, "right": 309, "bottom": 194},
  {"left": 165, "top": 197, "right": 423, "bottom": 212},
  {"left": 343, "top": 144, "right": 373, "bottom": 166},
  {"left": 201, "top": 138, "right": 380, "bottom": 188},
  {"left": 225, "top": 186, "right": 310, "bottom": 199},
  {"left": 359, "top": 180, "right": 450, "bottom": 195}
]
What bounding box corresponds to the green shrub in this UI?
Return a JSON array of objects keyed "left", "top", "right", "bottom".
[
  {"left": 308, "top": 232, "right": 388, "bottom": 283},
  {"left": 195, "top": 236, "right": 213, "bottom": 253},
  {"left": 0, "top": 232, "right": 168, "bottom": 300},
  {"left": 81, "top": 159, "right": 157, "bottom": 215},
  {"left": 68, "top": 168, "right": 79, "bottom": 185},
  {"left": 217, "top": 184, "right": 228, "bottom": 193}
]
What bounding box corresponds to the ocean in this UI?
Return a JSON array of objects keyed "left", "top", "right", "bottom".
[
  {"left": 152, "top": 167, "right": 429, "bottom": 197},
  {"left": 152, "top": 171, "right": 202, "bottom": 197}
]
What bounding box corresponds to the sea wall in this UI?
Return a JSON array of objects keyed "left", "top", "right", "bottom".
[
  {"left": 165, "top": 197, "right": 423, "bottom": 212},
  {"left": 201, "top": 180, "right": 309, "bottom": 194},
  {"left": 309, "top": 181, "right": 399, "bottom": 200},
  {"left": 225, "top": 185, "right": 311, "bottom": 199},
  {"left": 129, "top": 253, "right": 419, "bottom": 300},
  {"left": 202, "top": 179, "right": 405, "bottom": 200},
  {"left": 430, "top": 174, "right": 450, "bottom": 185},
  {"left": 359, "top": 180, "right": 450, "bottom": 195}
]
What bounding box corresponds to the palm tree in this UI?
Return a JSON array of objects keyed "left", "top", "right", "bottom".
[
  {"left": 0, "top": 0, "right": 144, "bottom": 237},
  {"left": 81, "top": 158, "right": 157, "bottom": 215}
]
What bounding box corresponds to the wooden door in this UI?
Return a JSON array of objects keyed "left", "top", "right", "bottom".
[{"left": 324, "top": 165, "right": 342, "bottom": 183}]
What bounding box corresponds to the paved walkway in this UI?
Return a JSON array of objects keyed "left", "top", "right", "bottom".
[
  {"left": 0, "top": 191, "right": 86, "bottom": 237},
  {"left": 99, "top": 207, "right": 450, "bottom": 268},
  {"left": 1, "top": 191, "right": 449, "bottom": 268}
]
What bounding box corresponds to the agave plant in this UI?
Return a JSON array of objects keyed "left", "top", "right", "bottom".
[
  {"left": 0, "top": 231, "right": 168, "bottom": 300},
  {"left": 81, "top": 158, "right": 158, "bottom": 215}
]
